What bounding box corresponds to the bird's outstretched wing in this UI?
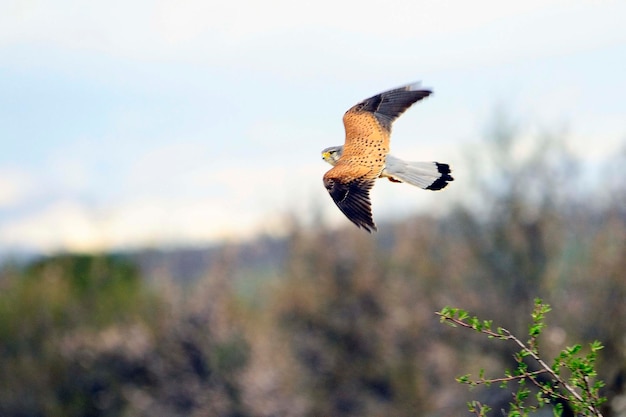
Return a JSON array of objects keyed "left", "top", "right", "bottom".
[
  {"left": 344, "top": 82, "right": 432, "bottom": 135},
  {"left": 323, "top": 176, "right": 376, "bottom": 232}
]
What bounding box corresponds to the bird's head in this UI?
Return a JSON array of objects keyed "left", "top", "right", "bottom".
[{"left": 321, "top": 145, "right": 343, "bottom": 166}]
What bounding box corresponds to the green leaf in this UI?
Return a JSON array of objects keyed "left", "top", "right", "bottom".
[
  {"left": 456, "top": 374, "right": 470, "bottom": 384},
  {"left": 590, "top": 340, "right": 604, "bottom": 352},
  {"left": 566, "top": 344, "right": 582, "bottom": 355}
]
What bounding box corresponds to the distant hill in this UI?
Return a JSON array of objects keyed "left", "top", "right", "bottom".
[{"left": 131, "top": 235, "right": 290, "bottom": 285}]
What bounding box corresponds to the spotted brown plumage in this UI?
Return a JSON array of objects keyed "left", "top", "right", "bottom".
[{"left": 323, "top": 82, "right": 434, "bottom": 232}]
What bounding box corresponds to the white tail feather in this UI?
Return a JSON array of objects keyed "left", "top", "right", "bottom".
[{"left": 383, "top": 154, "right": 452, "bottom": 190}]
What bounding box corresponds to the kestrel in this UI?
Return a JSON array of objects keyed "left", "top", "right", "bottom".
[
  {"left": 322, "top": 82, "right": 453, "bottom": 232},
  {"left": 322, "top": 146, "right": 453, "bottom": 190}
]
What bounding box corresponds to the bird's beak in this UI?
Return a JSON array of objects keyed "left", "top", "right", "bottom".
[{"left": 322, "top": 152, "right": 330, "bottom": 160}]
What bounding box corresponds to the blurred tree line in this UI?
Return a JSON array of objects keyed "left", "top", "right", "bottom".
[{"left": 0, "top": 117, "right": 624, "bottom": 417}]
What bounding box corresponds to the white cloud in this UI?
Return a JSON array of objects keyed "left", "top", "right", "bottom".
[
  {"left": 0, "top": 200, "right": 101, "bottom": 252},
  {"left": 0, "top": 169, "right": 33, "bottom": 208},
  {"left": 0, "top": 155, "right": 327, "bottom": 252},
  {"left": 0, "top": 196, "right": 261, "bottom": 252}
]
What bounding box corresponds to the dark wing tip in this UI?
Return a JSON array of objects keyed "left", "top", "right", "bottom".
[
  {"left": 426, "top": 163, "right": 454, "bottom": 191},
  {"left": 324, "top": 177, "right": 377, "bottom": 232},
  {"left": 349, "top": 82, "right": 433, "bottom": 131}
]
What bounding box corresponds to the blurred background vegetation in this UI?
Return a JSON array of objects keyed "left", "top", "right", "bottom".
[{"left": 1, "top": 117, "right": 625, "bottom": 417}]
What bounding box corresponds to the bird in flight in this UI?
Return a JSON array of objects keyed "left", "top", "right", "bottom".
[
  {"left": 322, "top": 145, "right": 453, "bottom": 189},
  {"left": 322, "top": 82, "right": 453, "bottom": 232}
]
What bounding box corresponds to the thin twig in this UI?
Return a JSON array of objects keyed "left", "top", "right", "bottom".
[{"left": 461, "top": 370, "right": 547, "bottom": 386}]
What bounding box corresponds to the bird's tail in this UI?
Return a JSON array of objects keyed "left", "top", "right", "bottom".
[{"left": 383, "top": 154, "right": 454, "bottom": 190}]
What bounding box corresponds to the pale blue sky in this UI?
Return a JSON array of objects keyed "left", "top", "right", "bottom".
[{"left": 1, "top": 0, "right": 625, "bottom": 253}]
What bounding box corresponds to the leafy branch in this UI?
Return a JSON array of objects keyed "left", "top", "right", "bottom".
[{"left": 437, "top": 299, "right": 606, "bottom": 417}]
